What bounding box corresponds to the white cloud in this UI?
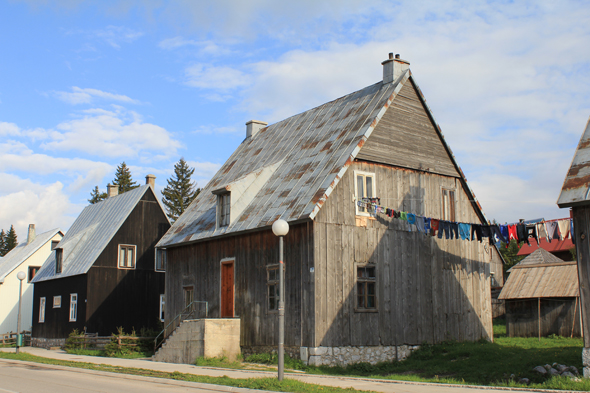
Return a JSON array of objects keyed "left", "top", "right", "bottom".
[
  {"left": 94, "top": 25, "right": 143, "bottom": 49},
  {"left": 54, "top": 87, "right": 139, "bottom": 105},
  {"left": 193, "top": 125, "right": 239, "bottom": 135},
  {"left": 158, "top": 37, "right": 231, "bottom": 56},
  {"left": 185, "top": 64, "right": 251, "bottom": 90},
  {"left": 0, "top": 122, "right": 20, "bottom": 136},
  {"left": 187, "top": 160, "right": 222, "bottom": 187}
]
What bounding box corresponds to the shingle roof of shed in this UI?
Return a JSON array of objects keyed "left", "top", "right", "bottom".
[
  {"left": 33, "top": 185, "right": 156, "bottom": 283},
  {"left": 558, "top": 116, "right": 590, "bottom": 207}
]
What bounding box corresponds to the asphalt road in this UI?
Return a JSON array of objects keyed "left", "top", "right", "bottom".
[{"left": 0, "top": 359, "right": 267, "bottom": 393}]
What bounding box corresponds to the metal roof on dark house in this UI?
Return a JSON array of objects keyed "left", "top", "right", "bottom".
[{"left": 558, "top": 116, "right": 590, "bottom": 208}]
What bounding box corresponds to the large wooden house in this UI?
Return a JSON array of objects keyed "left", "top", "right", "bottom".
[
  {"left": 31, "top": 177, "right": 169, "bottom": 348},
  {"left": 156, "top": 54, "right": 504, "bottom": 366}
]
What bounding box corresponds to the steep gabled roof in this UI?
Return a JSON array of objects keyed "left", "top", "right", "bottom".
[
  {"left": 158, "top": 68, "right": 491, "bottom": 249},
  {"left": 33, "top": 185, "right": 159, "bottom": 283},
  {"left": 499, "top": 248, "right": 579, "bottom": 299},
  {"left": 558, "top": 116, "right": 590, "bottom": 208},
  {"left": 0, "top": 228, "right": 63, "bottom": 283}
]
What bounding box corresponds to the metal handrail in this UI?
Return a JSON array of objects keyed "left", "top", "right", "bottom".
[{"left": 154, "top": 300, "right": 208, "bottom": 352}]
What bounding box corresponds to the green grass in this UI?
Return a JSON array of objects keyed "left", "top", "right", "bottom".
[
  {"left": 0, "top": 352, "right": 372, "bottom": 393},
  {"left": 65, "top": 348, "right": 154, "bottom": 358}
]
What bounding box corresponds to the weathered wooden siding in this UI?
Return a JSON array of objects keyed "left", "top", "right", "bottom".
[
  {"left": 313, "top": 160, "right": 497, "bottom": 346},
  {"left": 505, "top": 298, "right": 582, "bottom": 337},
  {"left": 165, "top": 222, "right": 314, "bottom": 348},
  {"left": 573, "top": 205, "right": 590, "bottom": 346},
  {"left": 356, "top": 79, "right": 459, "bottom": 178}
]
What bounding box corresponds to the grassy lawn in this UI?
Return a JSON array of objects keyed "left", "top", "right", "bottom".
[{"left": 65, "top": 348, "right": 154, "bottom": 359}]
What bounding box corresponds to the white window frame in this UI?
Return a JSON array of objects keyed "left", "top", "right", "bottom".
[
  {"left": 118, "top": 244, "right": 137, "bottom": 269},
  {"left": 53, "top": 295, "right": 61, "bottom": 308},
  {"left": 69, "top": 293, "right": 78, "bottom": 322},
  {"left": 354, "top": 170, "right": 377, "bottom": 216},
  {"left": 39, "top": 297, "right": 46, "bottom": 323},
  {"left": 266, "top": 264, "right": 280, "bottom": 313},
  {"left": 159, "top": 294, "right": 165, "bottom": 322},
  {"left": 441, "top": 187, "right": 456, "bottom": 221},
  {"left": 217, "top": 192, "right": 231, "bottom": 228},
  {"left": 155, "top": 248, "right": 167, "bottom": 272}
]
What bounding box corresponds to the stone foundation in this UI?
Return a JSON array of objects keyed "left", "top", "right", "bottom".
[
  {"left": 583, "top": 347, "right": 590, "bottom": 378},
  {"left": 31, "top": 337, "right": 66, "bottom": 349},
  {"left": 241, "top": 345, "right": 301, "bottom": 360},
  {"left": 301, "top": 345, "right": 420, "bottom": 366}
]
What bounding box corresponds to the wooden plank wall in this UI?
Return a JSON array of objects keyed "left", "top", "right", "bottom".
[
  {"left": 313, "top": 160, "right": 498, "bottom": 347},
  {"left": 505, "top": 298, "right": 581, "bottom": 337},
  {"left": 573, "top": 206, "right": 590, "bottom": 347},
  {"left": 165, "top": 222, "right": 313, "bottom": 348}
]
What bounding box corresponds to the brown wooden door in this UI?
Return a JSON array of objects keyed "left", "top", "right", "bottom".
[{"left": 221, "top": 261, "right": 234, "bottom": 317}]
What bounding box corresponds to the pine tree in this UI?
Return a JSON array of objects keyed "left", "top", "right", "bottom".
[
  {"left": 499, "top": 239, "right": 525, "bottom": 274},
  {"left": 162, "top": 158, "right": 201, "bottom": 222},
  {"left": 3, "top": 225, "right": 18, "bottom": 255},
  {"left": 112, "top": 161, "right": 138, "bottom": 194},
  {"left": 0, "top": 230, "right": 5, "bottom": 257},
  {"left": 88, "top": 186, "right": 108, "bottom": 204}
]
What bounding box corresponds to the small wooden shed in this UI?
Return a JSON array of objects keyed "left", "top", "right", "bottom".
[{"left": 499, "top": 248, "right": 581, "bottom": 337}]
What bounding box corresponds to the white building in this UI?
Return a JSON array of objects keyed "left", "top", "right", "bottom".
[{"left": 0, "top": 225, "right": 63, "bottom": 334}]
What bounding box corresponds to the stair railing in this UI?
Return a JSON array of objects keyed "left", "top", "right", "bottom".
[{"left": 154, "top": 300, "right": 208, "bottom": 352}]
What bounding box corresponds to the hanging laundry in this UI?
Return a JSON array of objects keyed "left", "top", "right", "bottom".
[
  {"left": 525, "top": 224, "right": 539, "bottom": 246},
  {"left": 430, "top": 219, "right": 440, "bottom": 236},
  {"left": 500, "top": 225, "right": 509, "bottom": 243},
  {"left": 536, "top": 222, "right": 548, "bottom": 242},
  {"left": 400, "top": 211, "right": 407, "bottom": 221},
  {"left": 459, "top": 223, "right": 471, "bottom": 240},
  {"left": 424, "top": 217, "right": 431, "bottom": 234},
  {"left": 438, "top": 221, "right": 451, "bottom": 239},
  {"left": 415, "top": 216, "right": 425, "bottom": 234},
  {"left": 558, "top": 219, "right": 570, "bottom": 240},
  {"left": 471, "top": 224, "right": 483, "bottom": 242},
  {"left": 407, "top": 213, "right": 416, "bottom": 225},
  {"left": 571, "top": 219, "right": 575, "bottom": 245},
  {"left": 490, "top": 225, "right": 506, "bottom": 244},
  {"left": 449, "top": 222, "right": 459, "bottom": 239},
  {"left": 481, "top": 225, "right": 492, "bottom": 244},
  {"left": 508, "top": 224, "right": 518, "bottom": 242},
  {"left": 546, "top": 221, "right": 559, "bottom": 242},
  {"left": 516, "top": 224, "right": 528, "bottom": 244}
]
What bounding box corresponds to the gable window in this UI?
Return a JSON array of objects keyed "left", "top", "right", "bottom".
[
  {"left": 53, "top": 295, "right": 61, "bottom": 308},
  {"left": 267, "top": 265, "right": 279, "bottom": 312},
  {"left": 356, "top": 265, "right": 377, "bottom": 311},
  {"left": 55, "top": 248, "right": 63, "bottom": 274},
  {"left": 354, "top": 171, "right": 376, "bottom": 215},
  {"left": 28, "top": 266, "right": 40, "bottom": 282},
  {"left": 183, "top": 286, "right": 194, "bottom": 308},
  {"left": 118, "top": 245, "right": 136, "bottom": 269},
  {"left": 69, "top": 293, "right": 78, "bottom": 322},
  {"left": 155, "top": 249, "right": 167, "bottom": 272},
  {"left": 442, "top": 188, "right": 456, "bottom": 221},
  {"left": 159, "top": 294, "right": 165, "bottom": 322},
  {"left": 218, "top": 192, "right": 231, "bottom": 227},
  {"left": 39, "top": 297, "right": 46, "bottom": 323},
  {"left": 51, "top": 240, "right": 60, "bottom": 250}
]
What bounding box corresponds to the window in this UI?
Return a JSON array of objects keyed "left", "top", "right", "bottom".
[
  {"left": 442, "top": 188, "right": 456, "bottom": 221},
  {"left": 51, "top": 240, "right": 60, "bottom": 250},
  {"left": 267, "top": 265, "right": 279, "bottom": 311},
  {"left": 55, "top": 248, "right": 63, "bottom": 274},
  {"left": 155, "top": 249, "right": 167, "bottom": 272},
  {"left": 53, "top": 295, "right": 61, "bottom": 308},
  {"left": 159, "top": 294, "right": 165, "bottom": 322},
  {"left": 39, "top": 297, "right": 46, "bottom": 323},
  {"left": 355, "top": 171, "right": 376, "bottom": 215},
  {"left": 69, "top": 294, "right": 78, "bottom": 322},
  {"left": 218, "top": 192, "right": 231, "bottom": 227},
  {"left": 118, "top": 245, "right": 136, "bottom": 269},
  {"left": 28, "top": 266, "right": 40, "bottom": 282},
  {"left": 356, "top": 265, "right": 376, "bottom": 311},
  {"left": 183, "top": 286, "right": 194, "bottom": 308}
]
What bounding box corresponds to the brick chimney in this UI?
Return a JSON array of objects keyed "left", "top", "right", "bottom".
[
  {"left": 382, "top": 53, "right": 410, "bottom": 84},
  {"left": 107, "top": 184, "right": 119, "bottom": 198},
  {"left": 146, "top": 174, "right": 156, "bottom": 188},
  {"left": 27, "top": 224, "right": 36, "bottom": 245},
  {"left": 246, "top": 120, "right": 268, "bottom": 139}
]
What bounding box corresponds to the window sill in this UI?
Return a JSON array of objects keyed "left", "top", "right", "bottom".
[{"left": 354, "top": 308, "right": 378, "bottom": 313}]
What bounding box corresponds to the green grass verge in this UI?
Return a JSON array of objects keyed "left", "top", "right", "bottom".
[
  {"left": 65, "top": 348, "right": 153, "bottom": 359},
  {"left": 0, "top": 352, "right": 372, "bottom": 393}
]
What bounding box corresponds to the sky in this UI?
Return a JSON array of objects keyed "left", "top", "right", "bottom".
[{"left": 1, "top": 0, "right": 589, "bottom": 239}]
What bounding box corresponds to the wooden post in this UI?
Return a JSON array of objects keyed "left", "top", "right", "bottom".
[
  {"left": 572, "top": 296, "right": 579, "bottom": 338},
  {"left": 538, "top": 297, "right": 541, "bottom": 341}
]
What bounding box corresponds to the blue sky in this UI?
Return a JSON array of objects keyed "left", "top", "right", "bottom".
[{"left": 1, "top": 0, "right": 590, "bottom": 238}]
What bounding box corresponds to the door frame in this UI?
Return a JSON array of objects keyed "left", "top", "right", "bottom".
[{"left": 220, "top": 257, "right": 235, "bottom": 318}]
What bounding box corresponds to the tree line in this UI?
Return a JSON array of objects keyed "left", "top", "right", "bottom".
[
  {"left": 0, "top": 226, "right": 18, "bottom": 256},
  {"left": 89, "top": 158, "right": 201, "bottom": 222}
]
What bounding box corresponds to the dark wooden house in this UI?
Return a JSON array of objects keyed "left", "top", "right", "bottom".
[
  {"left": 499, "top": 248, "right": 581, "bottom": 337},
  {"left": 157, "top": 54, "right": 504, "bottom": 366},
  {"left": 557, "top": 115, "right": 590, "bottom": 375},
  {"left": 31, "top": 177, "right": 169, "bottom": 347}
]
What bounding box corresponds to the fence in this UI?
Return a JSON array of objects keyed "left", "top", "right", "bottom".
[
  {"left": 67, "top": 334, "right": 155, "bottom": 351},
  {"left": 0, "top": 332, "right": 31, "bottom": 346}
]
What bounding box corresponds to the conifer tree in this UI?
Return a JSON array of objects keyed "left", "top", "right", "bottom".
[
  {"left": 3, "top": 225, "right": 18, "bottom": 256},
  {"left": 88, "top": 186, "right": 108, "bottom": 204},
  {"left": 499, "top": 239, "right": 525, "bottom": 274},
  {"left": 112, "top": 161, "right": 138, "bottom": 194},
  {"left": 162, "top": 158, "right": 201, "bottom": 222},
  {"left": 0, "top": 230, "right": 5, "bottom": 257}
]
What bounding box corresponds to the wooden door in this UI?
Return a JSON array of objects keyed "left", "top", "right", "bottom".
[{"left": 221, "top": 261, "right": 234, "bottom": 317}]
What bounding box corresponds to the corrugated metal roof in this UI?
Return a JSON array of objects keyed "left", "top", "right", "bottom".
[
  {"left": 499, "top": 249, "right": 579, "bottom": 299},
  {"left": 0, "top": 229, "right": 63, "bottom": 283},
  {"left": 558, "top": 116, "right": 590, "bottom": 207},
  {"left": 32, "top": 185, "right": 152, "bottom": 283}
]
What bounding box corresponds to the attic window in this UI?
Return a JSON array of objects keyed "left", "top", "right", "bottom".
[
  {"left": 218, "top": 192, "right": 231, "bottom": 227},
  {"left": 354, "top": 170, "right": 376, "bottom": 216},
  {"left": 55, "top": 248, "right": 63, "bottom": 274},
  {"left": 155, "top": 249, "right": 167, "bottom": 272},
  {"left": 442, "top": 188, "right": 456, "bottom": 221},
  {"left": 51, "top": 240, "right": 59, "bottom": 250},
  {"left": 118, "top": 245, "right": 136, "bottom": 269}
]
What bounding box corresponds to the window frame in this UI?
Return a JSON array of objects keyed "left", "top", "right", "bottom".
[
  {"left": 28, "top": 266, "right": 40, "bottom": 282},
  {"left": 118, "top": 244, "right": 137, "bottom": 269},
  {"left": 266, "top": 264, "right": 280, "bottom": 313},
  {"left": 217, "top": 192, "right": 231, "bottom": 228},
  {"left": 39, "top": 297, "right": 46, "bottom": 323},
  {"left": 155, "top": 248, "right": 167, "bottom": 272},
  {"left": 441, "top": 187, "right": 456, "bottom": 222},
  {"left": 51, "top": 240, "right": 60, "bottom": 250},
  {"left": 55, "top": 248, "right": 63, "bottom": 274},
  {"left": 355, "top": 263, "right": 377, "bottom": 312},
  {"left": 183, "top": 286, "right": 194, "bottom": 308},
  {"left": 354, "top": 170, "right": 377, "bottom": 216},
  {"left": 159, "top": 294, "right": 165, "bottom": 322},
  {"left": 53, "top": 295, "right": 61, "bottom": 308},
  {"left": 69, "top": 293, "right": 78, "bottom": 322}
]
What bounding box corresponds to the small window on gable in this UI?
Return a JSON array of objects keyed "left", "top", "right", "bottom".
[
  {"left": 183, "top": 286, "right": 194, "bottom": 308},
  {"left": 355, "top": 171, "right": 376, "bottom": 215},
  {"left": 442, "top": 188, "right": 456, "bottom": 221},
  {"left": 356, "top": 265, "right": 377, "bottom": 312},
  {"left": 155, "top": 249, "right": 167, "bottom": 272},
  {"left": 55, "top": 249, "right": 63, "bottom": 274},
  {"left": 267, "top": 265, "right": 279, "bottom": 312},
  {"left": 39, "top": 297, "right": 46, "bottom": 323},
  {"left": 28, "top": 266, "right": 40, "bottom": 282},
  {"left": 51, "top": 240, "right": 60, "bottom": 250},
  {"left": 53, "top": 295, "right": 61, "bottom": 308},
  {"left": 218, "top": 192, "right": 231, "bottom": 227},
  {"left": 118, "top": 245, "right": 136, "bottom": 269}
]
